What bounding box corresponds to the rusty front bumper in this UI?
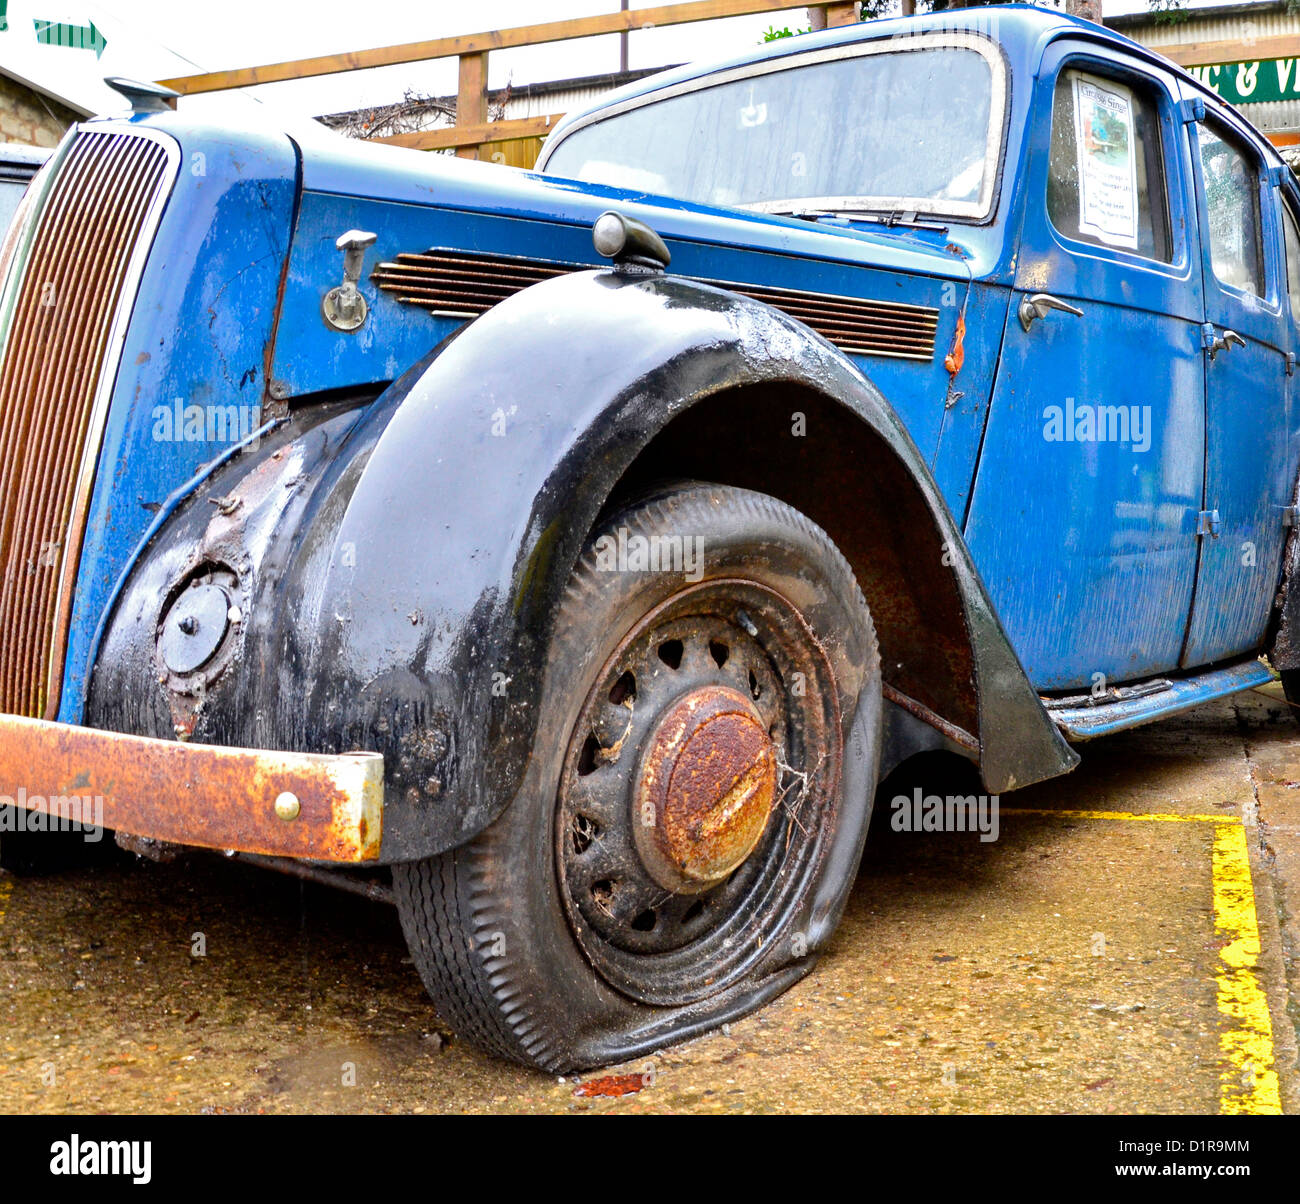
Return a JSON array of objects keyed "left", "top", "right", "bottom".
[{"left": 0, "top": 714, "right": 383, "bottom": 861}]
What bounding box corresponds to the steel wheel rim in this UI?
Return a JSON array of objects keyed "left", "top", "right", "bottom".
[{"left": 555, "top": 578, "right": 842, "bottom": 1006}]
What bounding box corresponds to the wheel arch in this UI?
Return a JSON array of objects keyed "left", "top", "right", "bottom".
[{"left": 603, "top": 380, "right": 979, "bottom": 743}]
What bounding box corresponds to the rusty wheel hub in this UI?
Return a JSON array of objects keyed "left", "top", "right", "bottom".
[{"left": 634, "top": 686, "right": 777, "bottom": 893}]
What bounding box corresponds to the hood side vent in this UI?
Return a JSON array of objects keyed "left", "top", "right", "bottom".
[
  {"left": 372, "top": 248, "right": 939, "bottom": 361},
  {"left": 371, "top": 250, "right": 573, "bottom": 320}
]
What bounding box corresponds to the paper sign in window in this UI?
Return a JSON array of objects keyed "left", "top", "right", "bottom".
[{"left": 1072, "top": 75, "right": 1139, "bottom": 251}]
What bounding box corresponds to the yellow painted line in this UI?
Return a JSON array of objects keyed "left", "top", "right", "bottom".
[
  {"left": 1002, "top": 805, "right": 1282, "bottom": 1114},
  {"left": 1212, "top": 823, "right": 1282, "bottom": 1114}
]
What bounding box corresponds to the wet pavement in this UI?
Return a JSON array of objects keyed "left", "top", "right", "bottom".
[{"left": 2, "top": 687, "right": 1298, "bottom": 1114}]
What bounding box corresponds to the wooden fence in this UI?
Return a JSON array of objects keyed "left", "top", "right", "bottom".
[
  {"left": 158, "top": 5, "right": 1300, "bottom": 159},
  {"left": 159, "top": 2, "right": 862, "bottom": 160}
]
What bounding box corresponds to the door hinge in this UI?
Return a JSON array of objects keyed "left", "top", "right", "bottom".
[
  {"left": 1284, "top": 505, "right": 1300, "bottom": 528},
  {"left": 1196, "top": 508, "right": 1222, "bottom": 537},
  {"left": 1180, "top": 97, "right": 1206, "bottom": 124},
  {"left": 1288, "top": 352, "right": 1296, "bottom": 377}
]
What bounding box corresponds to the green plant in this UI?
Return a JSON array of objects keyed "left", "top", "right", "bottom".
[{"left": 762, "top": 24, "right": 811, "bottom": 41}]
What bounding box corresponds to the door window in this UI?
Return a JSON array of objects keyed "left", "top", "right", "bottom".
[
  {"left": 1281, "top": 199, "right": 1300, "bottom": 326},
  {"left": 1197, "top": 124, "right": 1264, "bottom": 296},
  {"left": 1047, "top": 68, "right": 1172, "bottom": 262}
]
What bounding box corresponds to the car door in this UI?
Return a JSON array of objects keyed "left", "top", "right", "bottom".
[
  {"left": 1179, "top": 103, "right": 1293, "bottom": 668},
  {"left": 964, "top": 45, "right": 1204, "bottom": 690},
  {"left": 1279, "top": 187, "right": 1300, "bottom": 553}
]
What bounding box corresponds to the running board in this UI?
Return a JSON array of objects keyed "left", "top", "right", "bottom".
[{"left": 1043, "top": 659, "right": 1274, "bottom": 740}]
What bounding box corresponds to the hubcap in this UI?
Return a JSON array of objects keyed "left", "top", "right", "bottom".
[{"left": 634, "top": 686, "right": 777, "bottom": 893}]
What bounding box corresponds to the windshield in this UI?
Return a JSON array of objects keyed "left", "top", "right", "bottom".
[{"left": 542, "top": 36, "right": 1005, "bottom": 220}]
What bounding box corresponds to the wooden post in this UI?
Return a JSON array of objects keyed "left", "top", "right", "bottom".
[
  {"left": 456, "top": 51, "right": 488, "bottom": 160},
  {"left": 809, "top": 2, "right": 858, "bottom": 29}
]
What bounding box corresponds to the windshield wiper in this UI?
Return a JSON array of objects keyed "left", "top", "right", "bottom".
[{"left": 767, "top": 206, "right": 949, "bottom": 233}]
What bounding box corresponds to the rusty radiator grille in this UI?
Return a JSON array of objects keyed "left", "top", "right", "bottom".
[
  {"left": 0, "top": 130, "right": 173, "bottom": 718},
  {"left": 372, "top": 248, "right": 940, "bottom": 361}
]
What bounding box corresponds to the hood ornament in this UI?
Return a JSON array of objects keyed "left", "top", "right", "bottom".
[{"left": 104, "top": 77, "right": 179, "bottom": 114}]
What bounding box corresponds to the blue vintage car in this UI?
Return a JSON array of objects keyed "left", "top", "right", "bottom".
[{"left": 0, "top": 5, "right": 1295, "bottom": 1070}]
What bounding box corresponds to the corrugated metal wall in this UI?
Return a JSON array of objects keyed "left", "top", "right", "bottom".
[
  {"left": 1115, "top": 5, "right": 1300, "bottom": 134},
  {"left": 502, "top": 84, "right": 617, "bottom": 120}
]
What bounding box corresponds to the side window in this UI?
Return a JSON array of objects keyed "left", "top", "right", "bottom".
[
  {"left": 1197, "top": 123, "right": 1264, "bottom": 297},
  {"left": 1282, "top": 200, "right": 1300, "bottom": 327},
  {"left": 1048, "top": 68, "right": 1172, "bottom": 262}
]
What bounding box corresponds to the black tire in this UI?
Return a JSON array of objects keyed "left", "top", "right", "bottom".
[
  {"left": 1281, "top": 669, "right": 1300, "bottom": 717},
  {"left": 393, "top": 482, "right": 881, "bottom": 1071}
]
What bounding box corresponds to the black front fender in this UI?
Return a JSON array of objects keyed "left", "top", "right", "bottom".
[{"left": 88, "top": 268, "right": 1075, "bottom": 861}]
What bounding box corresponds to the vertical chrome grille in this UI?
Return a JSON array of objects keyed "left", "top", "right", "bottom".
[{"left": 0, "top": 129, "right": 174, "bottom": 718}]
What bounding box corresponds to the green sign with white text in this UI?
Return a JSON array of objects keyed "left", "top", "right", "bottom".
[{"left": 1186, "top": 58, "right": 1300, "bottom": 105}]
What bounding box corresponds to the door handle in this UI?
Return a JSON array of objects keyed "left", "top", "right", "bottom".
[
  {"left": 1019, "top": 292, "right": 1085, "bottom": 332},
  {"left": 1207, "top": 328, "right": 1246, "bottom": 360}
]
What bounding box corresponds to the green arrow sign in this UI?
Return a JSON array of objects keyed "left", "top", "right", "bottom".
[
  {"left": 1186, "top": 58, "right": 1300, "bottom": 106},
  {"left": 33, "top": 18, "right": 107, "bottom": 58}
]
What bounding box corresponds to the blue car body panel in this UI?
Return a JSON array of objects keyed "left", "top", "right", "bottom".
[{"left": 1178, "top": 77, "right": 1297, "bottom": 669}]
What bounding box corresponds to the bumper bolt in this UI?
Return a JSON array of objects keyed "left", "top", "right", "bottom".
[{"left": 274, "top": 791, "right": 300, "bottom": 821}]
